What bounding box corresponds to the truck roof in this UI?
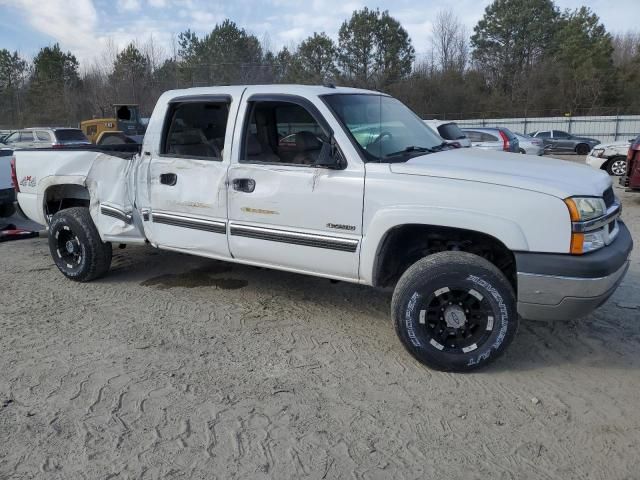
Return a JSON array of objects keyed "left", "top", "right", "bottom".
[{"left": 160, "top": 84, "right": 383, "bottom": 100}]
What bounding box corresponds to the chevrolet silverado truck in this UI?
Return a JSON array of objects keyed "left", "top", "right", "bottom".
[{"left": 12, "top": 85, "right": 633, "bottom": 371}]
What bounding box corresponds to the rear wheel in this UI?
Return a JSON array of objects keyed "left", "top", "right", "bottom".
[
  {"left": 391, "top": 251, "right": 518, "bottom": 372},
  {"left": 576, "top": 143, "right": 590, "bottom": 155},
  {"left": 606, "top": 156, "right": 627, "bottom": 176},
  {"left": 48, "top": 207, "right": 112, "bottom": 282}
]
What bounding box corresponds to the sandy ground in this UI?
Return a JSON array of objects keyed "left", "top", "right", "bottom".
[{"left": 1, "top": 155, "right": 639, "bottom": 479}]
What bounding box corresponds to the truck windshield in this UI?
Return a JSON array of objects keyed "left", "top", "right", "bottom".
[{"left": 323, "top": 94, "right": 447, "bottom": 162}]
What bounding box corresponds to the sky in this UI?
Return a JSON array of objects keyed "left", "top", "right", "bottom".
[{"left": 0, "top": 0, "right": 638, "bottom": 68}]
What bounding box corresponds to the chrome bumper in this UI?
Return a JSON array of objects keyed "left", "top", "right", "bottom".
[{"left": 517, "top": 261, "right": 630, "bottom": 321}]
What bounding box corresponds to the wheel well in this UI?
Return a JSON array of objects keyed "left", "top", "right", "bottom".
[
  {"left": 44, "top": 184, "right": 90, "bottom": 220},
  {"left": 373, "top": 224, "right": 516, "bottom": 290},
  {"left": 574, "top": 143, "right": 589, "bottom": 152},
  {"left": 601, "top": 156, "right": 626, "bottom": 170}
]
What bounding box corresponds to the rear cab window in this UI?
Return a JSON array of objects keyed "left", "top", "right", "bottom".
[{"left": 162, "top": 98, "right": 231, "bottom": 160}]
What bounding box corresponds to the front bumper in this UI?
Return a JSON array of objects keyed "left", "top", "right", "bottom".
[
  {"left": 516, "top": 221, "right": 633, "bottom": 321},
  {"left": 585, "top": 154, "right": 606, "bottom": 170}
]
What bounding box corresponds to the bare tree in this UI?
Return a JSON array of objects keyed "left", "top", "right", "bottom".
[
  {"left": 431, "top": 10, "right": 469, "bottom": 73},
  {"left": 612, "top": 32, "right": 640, "bottom": 66}
]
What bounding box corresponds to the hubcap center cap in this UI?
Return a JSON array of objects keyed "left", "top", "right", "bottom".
[
  {"left": 444, "top": 305, "right": 467, "bottom": 329},
  {"left": 65, "top": 240, "right": 76, "bottom": 254}
]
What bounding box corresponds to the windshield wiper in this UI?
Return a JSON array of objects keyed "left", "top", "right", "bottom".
[
  {"left": 385, "top": 146, "right": 434, "bottom": 158},
  {"left": 431, "top": 141, "right": 451, "bottom": 151}
]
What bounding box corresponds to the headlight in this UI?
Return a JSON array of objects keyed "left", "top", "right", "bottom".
[
  {"left": 591, "top": 148, "right": 604, "bottom": 158},
  {"left": 564, "top": 196, "right": 610, "bottom": 254},
  {"left": 564, "top": 197, "right": 606, "bottom": 222}
]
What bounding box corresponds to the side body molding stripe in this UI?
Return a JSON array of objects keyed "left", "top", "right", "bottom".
[
  {"left": 230, "top": 224, "right": 359, "bottom": 252},
  {"left": 151, "top": 211, "right": 227, "bottom": 234},
  {"left": 100, "top": 205, "right": 132, "bottom": 224}
]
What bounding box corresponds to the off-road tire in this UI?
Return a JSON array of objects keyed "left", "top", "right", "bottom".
[
  {"left": 575, "top": 143, "right": 590, "bottom": 155},
  {"left": 0, "top": 203, "right": 15, "bottom": 218},
  {"left": 391, "top": 251, "right": 518, "bottom": 372},
  {"left": 606, "top": 156, "right": 627, "bottom": 176},
  {"left": 48, "top": 207, "right": 112, "bottom": 282}
]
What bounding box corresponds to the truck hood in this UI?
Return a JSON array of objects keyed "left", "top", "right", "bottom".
[{"left": 389, "top": 148, "right": 611, "bottom": 198}]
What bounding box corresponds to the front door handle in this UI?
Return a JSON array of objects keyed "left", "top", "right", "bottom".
[
  {"left": 232, "top": 178, "right": 256, "bottom": 193},
  {"left": 160, "top": 173, "right": 177, "bottom": 186}
]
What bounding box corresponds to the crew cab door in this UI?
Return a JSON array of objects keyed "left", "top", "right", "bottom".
[
  {"left": 136, "top": 93, "right": 241, "bottom": 259},
  {"left": 226, "top": 93, "right": 364, "bottom": 280}
]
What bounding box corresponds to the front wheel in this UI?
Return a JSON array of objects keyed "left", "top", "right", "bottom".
[
  {"left": 606, "top": 157, "right": 627, "bottom": 176},
  {"left": 48, "top": 207, "right": 112, "bottom": 282},
  {"left": 391, "top": 251, "right": 518, "bottom": 372}
]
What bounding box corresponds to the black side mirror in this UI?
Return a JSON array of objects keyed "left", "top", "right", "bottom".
[{"left": 315, "top": 137, "right": 345, "bottom": 169}]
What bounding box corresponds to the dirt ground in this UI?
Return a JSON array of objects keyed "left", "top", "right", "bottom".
[{"left": 1, "top": 155, "right": 639, "bottom": 479}]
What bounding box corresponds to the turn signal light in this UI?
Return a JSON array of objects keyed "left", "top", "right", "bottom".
[
  {"left": 570, "top": 233, "right": 584, "bottom": 255},
  {"left": 564, "top": 198, "right": 580, "bottom": 221}
]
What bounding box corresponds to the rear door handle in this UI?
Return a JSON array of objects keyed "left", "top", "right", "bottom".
[
  {"left": 160, "top": 173, "right": 177, "bottom": 186},
  {"left": 232, "top": 178, "right": 256, "bottom": 193}
]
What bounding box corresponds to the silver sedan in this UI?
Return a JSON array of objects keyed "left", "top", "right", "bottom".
[{"left": 514, "top": 133, "right": 544, "bottom": 156}]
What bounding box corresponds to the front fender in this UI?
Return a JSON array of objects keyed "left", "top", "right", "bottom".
[{"left": 359, "top": 206, "right": 529, "bottom": 285}]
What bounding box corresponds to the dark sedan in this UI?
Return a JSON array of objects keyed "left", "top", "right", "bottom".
[{"left": 530, "top": 130, "right": 600, "bottom": 155}]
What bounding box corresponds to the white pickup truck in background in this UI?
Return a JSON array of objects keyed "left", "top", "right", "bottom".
[{"left": 12, "top": 85, "right": 633, "bottom": 371}]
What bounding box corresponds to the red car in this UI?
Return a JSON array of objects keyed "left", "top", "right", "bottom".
[{"left": 621, "top": 135, "right": 640, "bottom": 190}]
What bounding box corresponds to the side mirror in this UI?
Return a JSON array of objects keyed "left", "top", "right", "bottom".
[{"left": 315, "top": 137, "right": 346, "bottom": 169}]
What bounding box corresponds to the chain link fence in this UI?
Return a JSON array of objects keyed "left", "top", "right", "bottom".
[{"left": 450, "top": 114, "right": 640, "bottom": 143}]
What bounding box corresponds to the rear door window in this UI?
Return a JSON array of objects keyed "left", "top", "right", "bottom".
[
  {"left": 163, "top": 100, "right": 230, "bottom": 160},
  {"left": 36, "top": 131, "right": 52, "bottom": 142},
  {"left": 464, "top": 131, "right": 482, "bottom": 142},
  {"left": 19, "top": 131, "right": 34, "bottom": 142},
  {"left": 481, "top": 132, "right": 499, "bottom": 142},
  {"left": 553, "top": 130, "right": 570, "bottom": 139},
  {"left": 535, "top": 131, "right": 551, "bottom": 138}
]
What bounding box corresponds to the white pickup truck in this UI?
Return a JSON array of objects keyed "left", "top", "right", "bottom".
[{"left": 12, "top": 85, "right": 633, "bottom": 371}]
